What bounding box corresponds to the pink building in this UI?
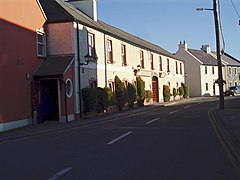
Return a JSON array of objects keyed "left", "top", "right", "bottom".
[{"left": 0, "top": 0, "right": 75, "bottom": 131}]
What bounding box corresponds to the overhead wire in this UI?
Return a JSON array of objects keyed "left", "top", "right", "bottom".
[
  {"left": 218, "top": 0, "right": 226, "bottom": 54},
  {"left": 230, "top": 0, "right": 240, "bottom": 19}
]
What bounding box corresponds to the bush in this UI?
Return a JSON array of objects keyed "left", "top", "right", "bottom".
[
  {"left": 163, "top": 85, "right": 171, "bottom": 102},
  {"left": 96, "top": 87, "right": 109, "bottom": 113},
  {"left": 181, "top": 83, "right": 189, "bottom": 98},
  {"left": 127, "top": 83, "right": 137, "bottom": 108},
  {"left": 104, "top": 87, "right": 113, "bottom": 106},
  {"left": 173, "top": 88, "right": 177, "bottom": 99},
  {"left": 145, "top": 90, "right": 153, "bottom": 103},
  {"left": 115, "top": 76, "right": 127, "bottom": 111},
  {"left": 81, "top": 88, "right": 97, "bottom": 113},
  {"left": 136, "top": 76, "right": 145, "bottom": 106},
  {"left": 178, "top": 86, "right": 184, "bottom": 97}
]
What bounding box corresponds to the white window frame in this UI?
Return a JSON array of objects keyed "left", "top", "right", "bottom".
[
  {"left": 66, "top": 79, "right": 73, "bottom": 98},
  {"left": 36, "top": 30, "right": 46, "bottom": 57},
  {"left": 88, "top": 33, "right": 94, "bottom": 57}
]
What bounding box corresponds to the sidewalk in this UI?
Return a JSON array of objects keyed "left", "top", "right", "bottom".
[{"left": 214, "top": 97, "right": 240, "bottom": 153}]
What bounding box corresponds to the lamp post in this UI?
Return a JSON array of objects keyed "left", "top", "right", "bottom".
[{"left": 197, "top": 0, "right": 224, "bottom": 109}]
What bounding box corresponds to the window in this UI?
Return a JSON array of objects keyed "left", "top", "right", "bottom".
[
  {"left": 37, "top": 31, "right": 46, "bottom": 57},
  {"left": 150, "top": 53, "right": 154, "bottom": 70},
  {"left": 88, "top": 33, "right": 95, "bottom": 58},
  {"left": 234, "top": 68, "right": 237, "bottom": 74},
  {"left": 229, "top": 67, "right": 231, "bottom": 74},
  {"left": 140, "top": 50, "right": 144, "bottom": 68},
  {"left": 107, "top": 40, "right": 113, "bottom": 63},
  {"left": 180, "top": 62, "right": 183, "bottom": 74},
  {"left": 159, "top": 56, "right": 162, "bottom": 71},
  {"left": 167, "top": 59, "right": 170, "bottom": 72},
  {"left": 176, "top": 61, "right": 178, "bottom": 74},
  {"left": 206, "top": 83, "right": 209, "bottom": 91},
  {"left": 66, "top": 79, "right": 73, "bottom": 98},
  {"left": 205, "top": 66, "right": 208, "bottom": 74},
  {"left": 229, "top": 81, "right": 232, "bottom": 87},
  {"left": 212, "top": 66, "right": 215, "bottom": 74},
  {"left": 121, "top": 44, "right": 127, "bottom": 66}
]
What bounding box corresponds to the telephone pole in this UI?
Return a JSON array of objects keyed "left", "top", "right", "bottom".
[{"left": 213, "top": 0, "right": 224, "bottom": 109}]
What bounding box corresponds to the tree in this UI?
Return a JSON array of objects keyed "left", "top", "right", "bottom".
[
  {"left": 127, "top": 82, "right": 137, "bottom": 108},
  {"left": 114, "top": 76, "right": 127, "bottom": 111},
  {"left": 136, "top": 76, "right": 145, "bottom": 106}
]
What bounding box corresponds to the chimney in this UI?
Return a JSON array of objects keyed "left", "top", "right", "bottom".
[
  {"left": 68, "top": 0, "right": 98, "bottom": 21},
  {"left": 201, "top": 45, "right": 211, "bottom": 54},
  {"left": 178, "top": 40, "right": 188, "bottom": 51}
]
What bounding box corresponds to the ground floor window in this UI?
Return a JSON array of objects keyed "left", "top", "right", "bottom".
[{"left": 66, "top": 79, "right": 73, "bottom": 98}]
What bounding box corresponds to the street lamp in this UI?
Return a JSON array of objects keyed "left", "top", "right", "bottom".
[{"left": 197, "top": 0, "right": 224, "bottom": 109}]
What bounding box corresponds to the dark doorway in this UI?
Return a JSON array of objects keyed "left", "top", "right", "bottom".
[
  {"left": 40, "top": 80, "right": 59, "bottom": 121},
  {"left": 152, "top": 76, "right": 159, "bottom": 102}
]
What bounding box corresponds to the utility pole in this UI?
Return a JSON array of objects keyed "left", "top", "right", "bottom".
[{"left": 213, "top": 0, "right": 224, "bottom": 109}]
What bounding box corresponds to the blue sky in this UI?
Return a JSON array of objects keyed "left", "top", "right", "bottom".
[{"left": 98, "top": 0, "right": 240, "bottom": 59}]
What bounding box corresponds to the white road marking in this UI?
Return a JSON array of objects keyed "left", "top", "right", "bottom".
[
  {"left": 107, "top": 131, "right": 132, "bottom": 145},
  {"left": 146, "top": 118, "right": 160, "bottom": 125},
  {"left": 169, "top": 110, "right": 178, "bottom": 114},
  {"left": 184, "top": 105, "right": 191, "bottom": 109},
  {"left": 47, "top": 167, "right": 72, "bottom": 180}
]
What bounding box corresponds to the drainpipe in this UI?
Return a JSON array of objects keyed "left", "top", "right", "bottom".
[
  {"left": 104, "top": 34, "right": 107, "bottom": 87},
  {"left": 76, "top": 21, "right": 82, "bottom": 118},
  {"left": 60, "top": 78, "right": 68, "bottom": 123}
]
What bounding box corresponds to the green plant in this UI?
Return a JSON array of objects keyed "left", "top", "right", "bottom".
[
  {"left": 178, "top": 86, "right": 184, "bottom": 97},
  {"left": 127, "top": 82, "right": 137, "bottom": 108},
  {"left": 163, "top": 85, "right": 171, "bottom": 102},
  {"left": 173, "top": 88, "right": 177, "bottom": 99},
  {"left": 96, "top": 87, "right": 109, "bottom": 113},
  {"left": 136, "top": 76, "right": 145, "bottom": 106},
  {"left": 181, "top": 83, "right": 189, "bottom": 98},
  {"left": 81, "top": 88, "right": 97, "bottom": 113},
  {"left": 104, "top": 87, "right": 113, "bottom": 106},
  {"left": 145, "top": 90, "right": 153, "bottom": 103},
  {"left": 114, "top": 76, "right": 127, "bottom": 111}
]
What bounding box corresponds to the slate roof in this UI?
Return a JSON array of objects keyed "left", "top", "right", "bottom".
[
  {"left": 212, "top": 52, "right": 240, "bottom": 67},
  {"left": 34, "top": 55, "right": 74, "bottom": 77},
  {"left": 39, "top": 0, "right": 178, "bottom": 60},
  {"left": 188, "top": 49, "right": 218, "bottom": 66}
]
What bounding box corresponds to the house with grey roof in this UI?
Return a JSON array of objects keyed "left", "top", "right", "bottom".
[
  {"left": 175, "top": 42, "right": 226, "bottom": 97},
  {"left": 36, "top": 0, "right": 185, "bottom": 121},
  {"left": 211, "top": 52, "right": 240, "bottom": 88}
]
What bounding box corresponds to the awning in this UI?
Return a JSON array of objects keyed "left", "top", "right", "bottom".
[{"left": 34, "top": 55, "right": 74, "bottom": 78}]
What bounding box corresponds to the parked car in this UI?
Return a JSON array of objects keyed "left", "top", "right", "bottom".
[{"left": 224, "top": 86, "right": 240, "bottom": 96}]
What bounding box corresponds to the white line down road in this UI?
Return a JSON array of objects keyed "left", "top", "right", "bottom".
[
  {"left": 169, "top": 110, "right": 179, "bottom": 114},
  {"left": 146, "top": 118, "right": 160, "bottom": 125},
  {"left": 47, "top": 167, "right": 73, "bottom": 180},
  {"left": 107, "top": 131, "right": 133, "bottom": 145}
]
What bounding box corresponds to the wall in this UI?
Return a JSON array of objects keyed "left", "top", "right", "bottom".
[{"left": 0, "top": 0, "right": 46, "bottom": 130}]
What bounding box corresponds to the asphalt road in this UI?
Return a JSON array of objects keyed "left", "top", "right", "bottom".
[{"left": 0, "top": 99, "right": 239, "bottom": 180}]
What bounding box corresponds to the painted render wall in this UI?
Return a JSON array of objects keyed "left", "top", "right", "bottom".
[
  {"left": 175, "top": 49, "right": 201, "bottom": 97},
  {"left": 0, "top": 0, "right": 46, "bottom": 131}
]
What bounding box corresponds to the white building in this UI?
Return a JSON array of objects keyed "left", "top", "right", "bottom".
[
  {"left": 175, "top": 42, "right": 225, "bottom": 97},
  {"left": 38, "top": 0, "right": 185, "bottom": 120}
]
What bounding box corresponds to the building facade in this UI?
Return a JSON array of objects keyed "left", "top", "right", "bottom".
[{"left": 0, "top": 0, "right": 185, "bottom": 132}]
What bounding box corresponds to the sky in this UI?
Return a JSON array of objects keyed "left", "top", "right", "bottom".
[{"left": 97, "top": 0, "right": 240, "bottom": 59}]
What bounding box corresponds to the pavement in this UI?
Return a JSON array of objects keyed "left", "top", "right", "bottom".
[{"left": 1, "top": 97, "right": 240, "bottom": 159}]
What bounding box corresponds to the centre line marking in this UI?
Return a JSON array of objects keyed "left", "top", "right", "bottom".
[
  {"left": 184, "top": 105, "right": 191, "bottom": 109},
  {"left": 47, "top": 167, "right": 72, "bottom": 180},
  {"left": 169, "top": 110, "right": 178, "bottom": 114},
  {"left": 146, "top": 118, "right": 160, "bottom": 125},
  {"left": 107, "top": 131, "right": 132, "bottom": 145}
]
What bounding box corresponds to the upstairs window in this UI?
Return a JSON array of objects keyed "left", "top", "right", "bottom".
[
  {"left": 140, "top": 50, "right": 144, "bottom": 68},
  {"left": 176, "top": 61, "right": 178, "bottom": 74},
  {"left": 180, "top": 62, "right": 183, "bottom": 74},
  {"left": 229, "top": 67, "right": 231, "bottom": 74},
  {"left": 205, "top": 66, "right": 208, "bottom": 74},
  {"left": 121, "top": 44, "right": 127, "bottom": 66},
  {"left": 88, "top": 33, "right": 95, "bottom": 58},
  {"left": 107, "top": 40, "right": 113, "bottom": 63},
  {"left": 167, "top": 59, "right": 170, "bottom": 72},
  {"left": 150, "top": 53, "right": 154, "bottom": 70},
  {"left": 212, "top": 66, "right": 215, "bottom": 74},
  {"left": 37, "top": 30, "right": 46, "bottom": 57},
  {"left": 159, "top": 56, "right": 162, "bottom": 71}
]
